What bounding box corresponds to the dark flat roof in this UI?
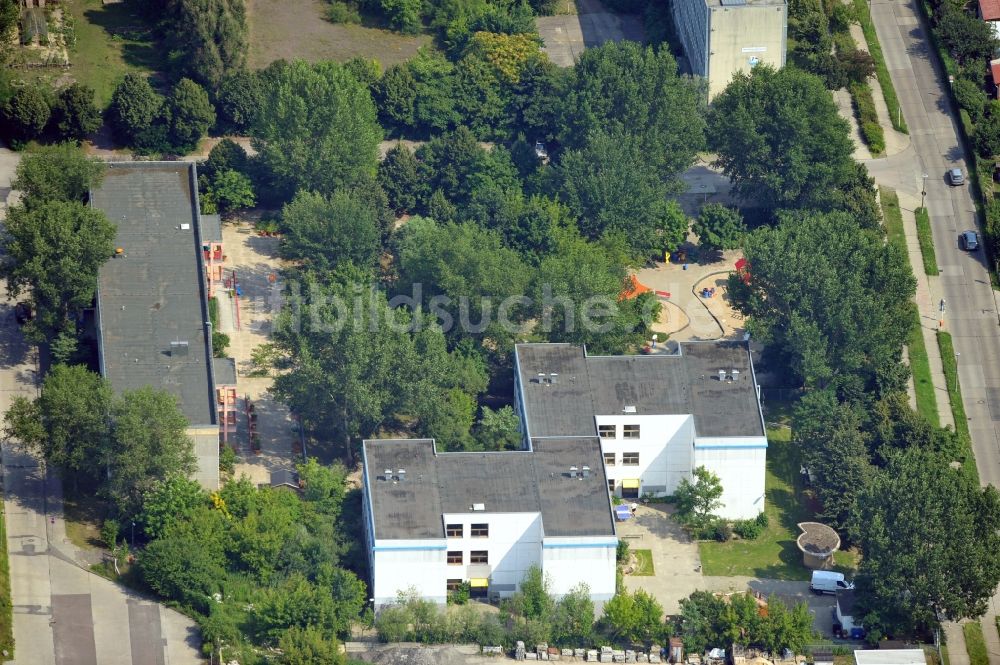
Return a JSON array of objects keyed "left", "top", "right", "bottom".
[
  {"left": 364, "top": 438, "right": 615, "bottom": 541},
  {"left": 516, "top": 341, "right": 764, "bottom": 439},
  {"left": 92, "top": 163, "right": 216, "bottom": 426},
  {"left": 213, "top": 357, "right": 237, "bottom": 386},
  {"left": 200, "top": 214, "right": 222, "bottom": 243}
]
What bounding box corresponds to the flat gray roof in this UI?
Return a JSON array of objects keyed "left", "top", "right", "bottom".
[
  {"left": 92, "top": 163, "right": 216, "bottom": 426},
  {"left": 517, "top": 341, "right": 764, "bottom": 439},
  {"left": 213, "top": 357, "right": 237, "bottom": 386},
  {"left": 364, "top": 438, "right": 615, "bottom": 541},
  {"left": 200, "top": 214, "right": 222, "bottom": 243}
]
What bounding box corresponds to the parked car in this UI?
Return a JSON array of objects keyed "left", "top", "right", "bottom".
[
  {"left": 949, "top": 168, "right": 965, "bottom": 186},
  {"left": 14, "top": 302, "right": 31, "bottom": 326},
  {"left": 960, "top": 230, "right": 980, "bottom": 251},
  {"left": 810, "top": 570, "right": 854, "bottom": 595}
]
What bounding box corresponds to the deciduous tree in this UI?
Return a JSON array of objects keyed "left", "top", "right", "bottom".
[
  {"left": 674, "top": 466, "right": 724, "bottom": 526},
  {"left": 108, "top": 73, "right": 163, "bottom": 148},
  {"left": 692, "top": 203, "right": 745, "bottom": 255},
  {"left": 2, "top": 86, "right": 50, "bottom": 144},
  {"left": 280, "top": 190, "right": 381, "bottom": 274},
  {"left": 167, "top": 78, "right": 216, "bottom": 152},
  {"left": 12, "top": 142, "right": 105, "bottom": 207},
  {"left": 50, "top": 83, "right": 102, "bottom": 141}
]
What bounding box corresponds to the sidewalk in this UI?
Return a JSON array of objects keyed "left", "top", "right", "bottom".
[
  {"left": 848, "top": 22, "right": 911, "bottom": 157},
  {"left": 898, "top": 191, "right": 954, "bottom": 429},
  {"left": 945, "top": 622, "right": 972, "bottom": 665}
]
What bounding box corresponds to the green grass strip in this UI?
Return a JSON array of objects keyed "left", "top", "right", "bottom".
[
  {"left": 964, "top": 622, "right": 988, "bottom": 665},
  {"left": 853, "top": 0, "right": 908, "bottom": 133},
  {"left": 0, "top": 503, "right": 13, "bottom": 659},
  {"left": 915, "top": 207, "right": 939, "bottom": 276},
  {"left": 881, "top": 188, "right": 939, "bottom": 425},
  {"left": 938, "top": 331, "right": 978, "bottom": 479}
]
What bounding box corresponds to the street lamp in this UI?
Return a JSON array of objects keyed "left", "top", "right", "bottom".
[{"left": 921, "top": 173, "right": 929, "bottom": 209}]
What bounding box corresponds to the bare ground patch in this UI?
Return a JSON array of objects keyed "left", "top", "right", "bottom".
[{"left": 246, "top": 0, "right": 430, "bottom": 69}]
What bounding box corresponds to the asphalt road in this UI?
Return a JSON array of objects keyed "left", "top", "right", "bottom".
[{"left": 867, "top": 0, "right": 1000, "bottom": 659}]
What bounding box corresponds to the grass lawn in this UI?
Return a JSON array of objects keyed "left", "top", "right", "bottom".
[
  {"left": 631, "top": 549, "right": 654, "bottom": 576},
  {"left": 852, "top": 0, "right": 907, "bottom": 133},
  {"left": 0, "top": 503, "right": 12, "bottom": 659},
  {"left": 62, "top": 484, "right": 108, "bottom": 551},
  {"left": 915, "top": 207, "right": 939, "bottom": 276},
  {"left": 699, "top": 406, "right": 859, "bottom": 580},
  {"left": 937, "top": 331, "right": 978, "bottom": 479},
  {"left": 881, "top": 187, "right": 939, "bottom": 425},
  {"left": 64, "top": 0, "right": 161, "bottom": 106},
  {"left": 964, "top": 623, "right": 988, "bottom": 665}
]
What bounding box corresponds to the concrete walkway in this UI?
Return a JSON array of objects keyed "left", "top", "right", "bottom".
[
  {"left": 944, "top": 622, "right": 972, "bottom": 665},
  {"left": 897, "top": 190, "right": 954, "bottom": 428},
  {"left": 849, "top": 22, "right": 911, "bottom": 157}
]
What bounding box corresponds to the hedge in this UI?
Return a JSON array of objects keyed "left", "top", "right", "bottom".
[{"left": 915, "top": 207, "right": 939, "bottom": 275}]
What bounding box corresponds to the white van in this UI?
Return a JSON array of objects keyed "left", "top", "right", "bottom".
[{"left": 810, "top": 570, "right": 854, "bottom": 595}]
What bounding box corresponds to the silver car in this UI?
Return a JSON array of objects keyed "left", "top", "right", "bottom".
[{"left": 949, "top": 168, "right": 965, "bottom": 186}]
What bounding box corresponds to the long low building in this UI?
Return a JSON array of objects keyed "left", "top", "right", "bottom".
[
  {"left": 91, "top": 162, "right": 233, "bottom": 489},
  {"left": 362, "top": 437, "right": 617, "bottom": 608},
  {"left": 515, "top": 341, "right": 767, "bottom": 518}
]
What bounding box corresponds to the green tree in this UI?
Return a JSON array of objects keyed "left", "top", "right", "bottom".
[
  {"left": 50, "top": 83, "right": 102, "bottom": 141},
  {"left": 475, "top": 405, "right": 522, "bottom": 450},
  {"left": 954, "top": 76, "right": 988, "bottom": 122},
  {"left": 415, "top": 127, "right": 520, "bottom": 210},
  {"left": 532, "top": 227, "right": 656, "bottom": 354},
  {"left": 380, "top": 0, "right": 422, "bottom": 34},
  {"left": 139, "top": 508, "right": 227, "bottom": 611},
  {"left": 161, "top": 0, "right": 247, "bottom": 88},
  {"left": 201, "top": 138, "right": 250, "bottom": 181},
  {"left": 140, "top": 475, "right": 206, "bottom": 540},
  {"left": 105, "top": 387, "right": 196, "bottom": 516},
  {"left": 851, "top": 448, "right": 1000, "bottom": 635},
  {"left": 108, "top": 73, "right": 164, "bottom": 147},
  {"left": 559, "top": 41, "right": 706, "bottom": 177},
  {"left": 602, "top": 588, "right": 663, "bottom": 642},
  {"left": 0, "top": 0, "right": 17, "bottom": 63},
  {"left": 555, "top": 129, "right": 688, "bottom": 257},
  {"left": 252, "top": 60, "right": 381, "bottom": 200},
  {"left": 407, "top": 48, "right": 460, "bottom": 135},
  {"left": 551, "top": 583, "right": 594, "bottom": 645},
  {"left": 216, "top": 69, "right": 263, "bottom": 132},
  {"left": 693, "top": 204, "right": 745, "bottom": 255},
  {"left": 378, "top": 143, "right": 427, "bottom": 214},
  {"left": 708, "top": 65, "right": 855, "bottom": 211},
  {"left": 510, "top": 566, "right": 554, "bottom": 622},
  {"left": 167, "top": 78, "right": 216, "bottom": 152},
  {"left": 793, "top": 390, "right": 873, "bottom": 529},
  {"left": 12, "top": 142, "right": 105, "bottom": 207},
  {"left": 678, "top": 590, "right": 729, "bottom": 654},
  {"left": 674, "top": 466, "right": 724, "bottom": 527},
  {"left": 280, "top": 190, "right": 381, "bottom": 274},
  {"left": 976, "top": 101, "right": 1000, "bottom": 158},
  {"left": 375, "top": 64, "right": 418, "bottom": 133},
  {"left": 207, "top": 169, "right": 256, "bottom": 212},
  {"left": 3, "top": 364, "right": 112, "bottom": 480},
  {"left": 2, "top": 86, "right": 50, "bottom": 144},
  {"left": 727, "top": 210, "right": 914, "bottom": 397},
  {"left": 938, "top": 6, "right": 999, "bottom": 66},
  {"left": 1, "top": 201, "right": 116, "bottom": 340},
  {"left": 277, "top": 626, "right": 345, "bottom": 665}
]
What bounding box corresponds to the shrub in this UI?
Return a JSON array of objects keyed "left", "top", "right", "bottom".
[
  {"left": 616, "top": 538, "right": 630, "bottom": 563},
  {"left": 101, "top": 519, "right": 120, "bottom": 549},
  {"left": 755, "top": 511, "right": 769, "bottom": 527},
  {"left": 713, "top": 521, "right": 733, "bottom": 542},
  {"left": 732, "top": 518, "right": 763, "bottom": 540},
  {"left": 326, "top": 1, "right": 361, "bottom": 23},
  {"left": 219, "top": 445, "right": 237, "bottom": 475},
  {"left": 212, "top": 331, "right": 230, "bottom": 358},
  {"left": 861, "top": 120, "right": 886, "bottom": 154},
  {"left": 447, "top": 582, "right": 470, "bottom": 605},
  {"left": 954, "top": 76, "right": 988, "bottom": 123}
]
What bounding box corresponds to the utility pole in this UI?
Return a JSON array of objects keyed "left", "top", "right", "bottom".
[{"left": 921, "top": 173, "right": 929, "bottom": 209}]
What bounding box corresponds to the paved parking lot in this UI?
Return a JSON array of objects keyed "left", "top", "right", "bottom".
[{"left": 536, "top": 0, "right": 644, "bottom": 67}]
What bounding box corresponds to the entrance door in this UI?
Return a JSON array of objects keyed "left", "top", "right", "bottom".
[
  {"left": 469, "top": 578, "right": 489, "bottom": 599},
  {"left": 621, "top": 479, "right": 640, "bottom": 499}
]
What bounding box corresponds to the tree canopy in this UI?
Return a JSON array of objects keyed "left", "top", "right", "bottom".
[
  {"left": 12, "top": 143, "right": 105, "bottom": 208},
  {"left": 280, "top": 190, "right": 381, "bottom": 274}
]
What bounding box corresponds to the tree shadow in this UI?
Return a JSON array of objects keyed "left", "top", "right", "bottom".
[{"left": 82, "top": 4, "right": 162, "bottom": 72}]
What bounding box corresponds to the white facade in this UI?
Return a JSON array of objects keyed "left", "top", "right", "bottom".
[
  {"left": 693, "top": 439, "right": 767, "bottom": 518},
  {"left": 597, "top": 414, "right": 695, "bottom": 497},
  {"left": 541, "top": 537, "right": 617, "bottom": 600}
]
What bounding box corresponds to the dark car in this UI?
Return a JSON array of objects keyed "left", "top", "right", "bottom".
[
  {"left": 13, "top": 302, "right": 31, "bottom": 326},
  {"left": 960, "top": 230, "right": 980, "bottom": 251}
]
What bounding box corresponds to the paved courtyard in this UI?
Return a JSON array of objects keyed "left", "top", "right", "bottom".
[{"left": 536, "top": 0, "right": 644, "bottom": 67}]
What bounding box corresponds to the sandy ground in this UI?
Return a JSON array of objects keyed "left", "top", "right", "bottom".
[{"left": 220, "top": 220, "right": 299, "bottom": 485}]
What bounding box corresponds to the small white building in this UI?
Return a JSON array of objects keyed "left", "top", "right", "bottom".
[
  {"left": 362, "top": 437, "right": 617, "bottom": 609},
  {"left": 514, "top": 341, "right": 767, "bottom": 519},
  {"left": 854, "top": 650, "right": 928, "bottom": 665}
]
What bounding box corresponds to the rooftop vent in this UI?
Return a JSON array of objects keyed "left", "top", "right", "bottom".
[
  {"left": 383, "top": 468, "right": 392, "bottom": 481},
  {"left": 536, "top": 373, "right": 546, "bottom": 384},
  {"left": 180, "top": 223, "right": 191, "bottom": 230},
  {"left": 731, "top": 369, "right": 741, "bottom": 381},
  {"left": 569, "top": 466, "right": 578, "bottom": 478},
  {"left": 170, "top": 340, "right": 189, "bottom": 357},
  {"left": 718, "top": 369, "right": 726, "bottom": 381},
  {"left": 114, "top": 247, "right": 125, "bottom": 258},
  {"left": 623, "top": 405, "right": 637, "bottom": 414},
  {"left": 549, "top": 373, "right": 559, "bottom": 385},
  {"left": 582, "top": 465, "right": 591, "bottom": 478},
  {"left": 472, "top": 503, "right": 486, "bottom": 511},
  {"left": 396, "top": 469, "right": 406, "bottom": 482}
]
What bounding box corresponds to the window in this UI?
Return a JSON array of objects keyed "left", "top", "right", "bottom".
[
  {"left": 471, "top": 523, "right": 489, "bottom": 537},
  {"left": 447, "top": 579, "right": 464, "bottom": 592},
  {"left": 447, "top": 551, "right": 463, "bottom": 565},
  {"left": 446, "top": 524, "right": 463, "bottom": 538},
  {"left": 623, "top": 424, "right": 640, "bottom": 439},
  {"left": 470, "top": 550, "right": 489, "bottom": 564},
  {"left": 603, "top": 452, "right": 616, "bottom": 467},
  {"left": 608, "top": 479, "right": 616, "bottom": 493},
  {"left": 598, "top": 424, "right": 616, "bottom": 439},
  {"left": 623, "top": 452, "right": 640, "bottom": 466}
]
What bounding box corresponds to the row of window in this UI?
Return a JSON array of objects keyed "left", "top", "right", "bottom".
[
  {"left": 448, "top": 550, "right": 488, "bottom": 565},
  {"left": 446, "top": 523, "right": 489, "bottom": 538},
  {"left": 598, "top": 424, "right": 640, "bottom": 439},
  {"left": 604, "top": 452, "right": 639, "bottom": 466}
]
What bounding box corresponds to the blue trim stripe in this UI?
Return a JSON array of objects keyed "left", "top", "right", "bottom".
[
  {"left": 543, "top": 540, "right": 617, "bottom": 549},
  {"left": 373, "top": 544, "right": 447, "bottom": 552}
]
